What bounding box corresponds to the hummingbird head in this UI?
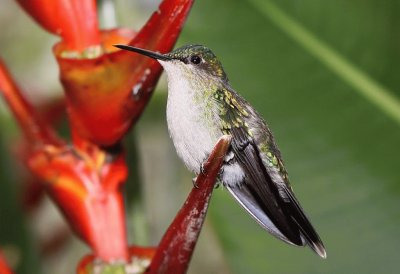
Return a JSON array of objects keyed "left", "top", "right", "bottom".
[{"left": 114, "top": 44, "right": 228, "bottom": 83}]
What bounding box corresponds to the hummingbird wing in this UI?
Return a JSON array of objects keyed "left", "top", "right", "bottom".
[
  {"left": 228, "top": 125, "right": 326, "bottom": 258},
  {"left": 218, "top": 88, "right": 326, "bottom": 258}
]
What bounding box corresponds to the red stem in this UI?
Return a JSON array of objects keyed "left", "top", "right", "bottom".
[
  {"left": 85, "top": 192, "right": 129, "bottom": 261},
  {"left": 0, "top": 59, "right": 61, "bottom": 146},
  {"left": 147, "top": 136, "right": 231, "bottom": 274}
]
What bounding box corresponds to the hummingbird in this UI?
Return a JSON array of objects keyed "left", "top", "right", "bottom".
[{"left": 115, "top": 44, "right": 326, "bottom": 258}]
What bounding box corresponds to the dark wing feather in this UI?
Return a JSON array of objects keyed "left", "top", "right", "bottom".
[
  {"left": 229, "top": 125, "right": 326, "bottom": 258},
  {"left": 229, "top": 126, "right": 302, "bottom": 245},
  {"left": 280, "top": 186, "right": 327, "bottom": 257}
]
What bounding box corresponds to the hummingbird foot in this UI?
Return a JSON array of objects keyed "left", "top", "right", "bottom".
[
  {"left": 191, "top": 177, "right": 199, "bottom": 189},
  {"left": 192, "top": 156, "right": 220, "bottom": 189},
  {"left": 214, "top": 179, "right": 222, "bottom": 189},
  {"left": 190, "top": 161, "right": 206, "bottom": 188}
]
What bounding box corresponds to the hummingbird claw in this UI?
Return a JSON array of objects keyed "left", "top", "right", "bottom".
[{"left": 192, "top": 177, "right": 199, "bottom": 189}]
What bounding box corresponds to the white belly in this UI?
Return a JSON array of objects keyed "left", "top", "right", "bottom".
[
  {"left": 167, "top": 97, "right": 246, "bottom": 186},
  {"left": 166, "top": 89, "right": 220, "bottom": 174}
]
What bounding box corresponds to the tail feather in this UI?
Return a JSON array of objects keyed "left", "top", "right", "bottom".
[
  {"left": 282, "top": 186, "right": 327, "bottom": 258},
  {"left": 226, "top": 180, "right": 326, "bottom": 258}
]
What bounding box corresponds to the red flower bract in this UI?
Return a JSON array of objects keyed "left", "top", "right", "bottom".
[
  {"left": 28, "top": 142, "right": 130, "bottom": 261},
  {"left": 18, "top": 0, "right": 193, "bottom": 145},
  {"left": 17, "top": 0, "right": 100, "bottom": 51}
]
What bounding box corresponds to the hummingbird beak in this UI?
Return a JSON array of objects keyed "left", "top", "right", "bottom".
[{"left": 114, "top": 45, "right": 172, "bottom": 61}]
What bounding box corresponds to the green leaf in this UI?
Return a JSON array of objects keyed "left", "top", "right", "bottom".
[{"left": 181, "top": 0, "right": 400, "bottom": 273}]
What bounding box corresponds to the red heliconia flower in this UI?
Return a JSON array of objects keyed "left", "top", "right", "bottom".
[
  {"left": 18, "top": 0, "right": 194, "bottom": 146},
  {"left": 2, "top": 0, "right": 231, "bottom": 272},
  {"left": 0, "top": 60, "right": 130, "bottom": 261},
  {"left": 28, "top": 141, "right": 130, "bottom": 261}
]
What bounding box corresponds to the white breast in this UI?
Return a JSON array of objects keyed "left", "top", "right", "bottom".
[{"left": 162, "top": 61, "right": 221, "bottom": 174}]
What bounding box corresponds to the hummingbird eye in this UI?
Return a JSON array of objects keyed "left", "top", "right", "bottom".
[{"left": 190, "top": 55, "right": 202, "bottom": 64}]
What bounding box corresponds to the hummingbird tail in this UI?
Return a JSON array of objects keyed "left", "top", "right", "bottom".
[
  {"left": 227, "top": 182, "right": 327, "bottom": 258},
  {"left": 281, "top": 186, "right": 327, "bottom": 258}
]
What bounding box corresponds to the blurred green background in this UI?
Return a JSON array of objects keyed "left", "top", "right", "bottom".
[{"left": 1, "top": 0, "right": 400, "bottom": 273}]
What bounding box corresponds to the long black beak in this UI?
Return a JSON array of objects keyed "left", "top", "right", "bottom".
[{"left": 114, "top": 44, "right": 172, "bottom": 61}]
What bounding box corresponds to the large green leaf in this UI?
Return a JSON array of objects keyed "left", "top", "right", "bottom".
[{"left": 178, "top": 0, "right": 400, "bottom": 273}]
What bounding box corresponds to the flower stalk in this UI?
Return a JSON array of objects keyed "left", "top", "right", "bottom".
[{"left": 0, "top": 59, "right": 61, "bottom": 146}]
